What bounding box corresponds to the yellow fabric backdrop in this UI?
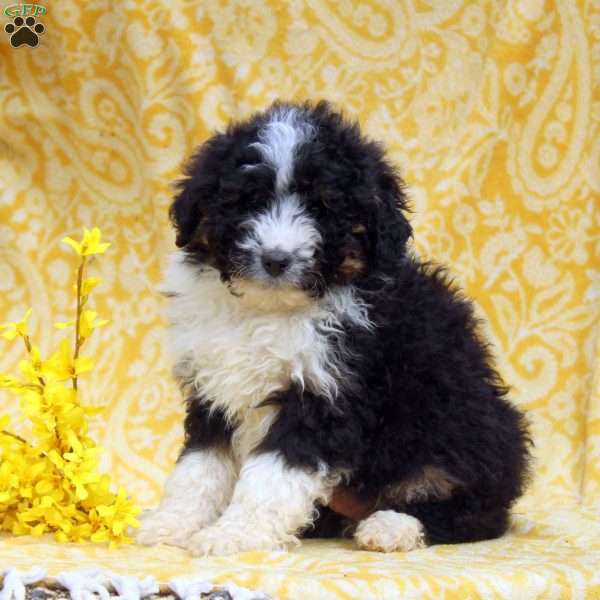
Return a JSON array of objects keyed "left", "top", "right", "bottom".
[{"left": 1, "top": 0, "right": 599, "bottom": 598}]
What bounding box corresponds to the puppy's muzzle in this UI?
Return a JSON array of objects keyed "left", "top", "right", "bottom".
[{"left": 261, "top": 249, "right": 292, "bottom": 277}]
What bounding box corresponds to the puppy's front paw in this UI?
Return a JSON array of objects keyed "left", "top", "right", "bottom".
[
  {"left": 136, "top": 508, "right": 201, "bottom": 548},
  {"left": 355, "top": 511, "right": 426, "bottom": 552},
  {"left": 187, "top": 524, "right": 285, "bottom": 556}
]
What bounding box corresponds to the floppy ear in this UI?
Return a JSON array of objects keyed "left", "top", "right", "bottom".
[
  {"left": 169, "top": 132, "right": 231, "bottom": 248},
  {"left": 371, "top": 169, "right": 412, "bottom": 271},
  {"left": 169, "top": 179, "right": 202, "bottom": 248}
]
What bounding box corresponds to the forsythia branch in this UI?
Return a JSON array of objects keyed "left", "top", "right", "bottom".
[
  {"left": 73, "top": 258, "right": 86, "bottom": 391},
  {"left": 0, "top": 227, "right": 140, "bottom": 547},
  {"left": 0, "top": 429, "right": 30, "bottom": 445}
]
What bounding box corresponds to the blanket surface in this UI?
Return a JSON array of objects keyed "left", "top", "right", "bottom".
[{"left": 0, "top": 1, "right": 599, "bottom": 598}]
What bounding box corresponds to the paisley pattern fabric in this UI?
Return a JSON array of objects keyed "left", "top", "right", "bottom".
[{"left": 0, "top": 0, "right": 599, "bottom": 597}]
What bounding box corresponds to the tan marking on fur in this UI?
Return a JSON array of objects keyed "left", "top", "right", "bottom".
[
  {"left": 382, "top": 466, "right": 461, "bottom": 505},
  {"left": 339, "top": 255, "right": 366, "bottom": 275},
  {"left": 192, "top": 226, "right": 209, "bottom": 246},
  {"left": 351, "top": 224, "right": 367, "bottom": 234}
]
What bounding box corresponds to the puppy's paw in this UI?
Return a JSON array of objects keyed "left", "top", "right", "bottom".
[
  {"left": 187, "top": 524, "right": 285, "bottom": 556},
  {"left": 135, "top": 508, "right": 202, "bottom": 548},
  {"left": 355, "top": 510, "right": 426, "bottom": 552}
]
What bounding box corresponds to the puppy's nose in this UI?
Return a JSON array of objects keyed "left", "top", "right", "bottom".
[{"left": 261, "top": 249, "right": 292, "bottom": 277}]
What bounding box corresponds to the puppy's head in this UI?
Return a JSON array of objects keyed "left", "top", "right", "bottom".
[{"left": 170, "top": 101, "right": 411, "bottom": 304}]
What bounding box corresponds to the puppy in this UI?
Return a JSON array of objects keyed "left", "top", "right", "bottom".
[{"left": 136, "top": 101, "right": 531, "bottom": 556}]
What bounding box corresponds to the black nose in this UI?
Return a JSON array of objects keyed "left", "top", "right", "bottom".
[{"left": 261, "top": 249, "right": 292, "bottom": 277}]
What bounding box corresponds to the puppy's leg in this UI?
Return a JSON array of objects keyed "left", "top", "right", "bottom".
[
  {"left": 402, "top": 496, "right": 511, "bottom": 545},
  {"left": 136, "top": 449, "right": 236, "bottom": 548},
  {"left": 355, "top": 497, "right": 512, "bottom": 552},
  {"left": 354, "top": 511, "right": 426, "bottom": 552},
  {"left": 187, "top": 452, "right": 335, "bottom": 556}
]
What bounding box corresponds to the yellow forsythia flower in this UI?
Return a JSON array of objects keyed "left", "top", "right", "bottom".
[
  {"left": 55, "top": 312, "right": 108, "bottom": 338},
  {"left": 80, "top": 277, "right": 102, "bottom": 297},
  {"left": 18, "top": 345, "right": 44, "bottom": 384},
  {"left": 0, "top": 227, "right": 140, "bottom": 546},
  {"left": 0, "top": 308, "right": 32, "bottom": 341},
  {"left": 62, "top": 227, "right": 111, "bottom": 256},
  {"left": 45, "top": 340, "right": 94, "bottom": 381},
  {"left": 0, "top": 374, "right": 33, "bottom": 391},
  {"left": 79, "top": 311, "right": 109, "bottom": 339}
]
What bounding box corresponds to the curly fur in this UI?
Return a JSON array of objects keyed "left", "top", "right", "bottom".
[
  {"left": 139, "top": 100, "right": 531, "bottom": 555},
  {"left": 354, "top": 511, "right": 426, "bottom": 552}
]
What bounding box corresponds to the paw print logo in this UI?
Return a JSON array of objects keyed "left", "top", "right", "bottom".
[{"left": 4, "top": 16, "right": 45, "bottom": 48}]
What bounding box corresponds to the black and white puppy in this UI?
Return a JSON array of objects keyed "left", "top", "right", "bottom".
[{"left": 137, "top": 101, "right": 531, "bottom": 556}]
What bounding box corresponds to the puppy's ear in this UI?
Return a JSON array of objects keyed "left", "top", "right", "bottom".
[
  {"left": 371, "top": 169, "right": 412, "bottom": 271},
  {"left": 170, "top": 180, "right": 201, "bottom": 248},
  {"left": 169, "top": 132, "right": 231, "bottom": 248}
]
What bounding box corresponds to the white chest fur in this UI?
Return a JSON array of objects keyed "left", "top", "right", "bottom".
[{"left": 162, "top": 252, "right": 371, "bottom": 462}]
